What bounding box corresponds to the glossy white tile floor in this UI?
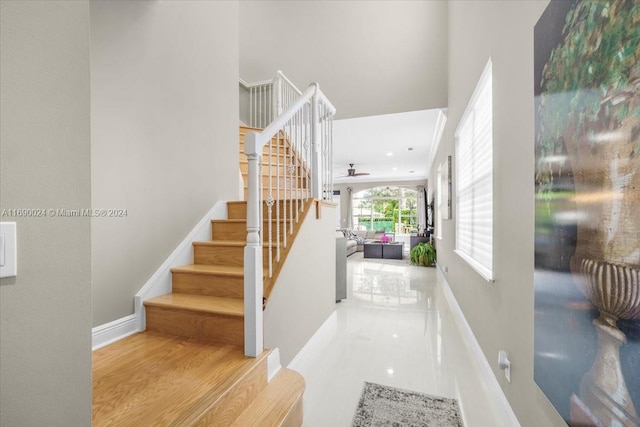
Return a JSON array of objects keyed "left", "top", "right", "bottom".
[{"left": 288, "top": 253, "right": 514, "bottom": 427}]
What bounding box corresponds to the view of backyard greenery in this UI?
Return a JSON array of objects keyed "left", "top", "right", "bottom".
[{"left": 352, "top": 186, "right": 418, "bottom": 233}]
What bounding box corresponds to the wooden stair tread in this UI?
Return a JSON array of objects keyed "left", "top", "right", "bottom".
[
  {"left": 193, "top": 240, "right": 286, "bottom": 248},
  {"left": 230, "top": 368, "right": 305, "bottom": 427},
  {"left": 226, "top": 200, "right": 307, "bottom": 206},
  {"left": 144, "top": 293, "right": 244, "bottom": 317},
  {"left": 212, "top": 219, "right": 296, "bottom": 223},
  {"left": 227, "top": 199, "right": 305, "bottom": 205},
  {"left": 171, "top": 263, "right": 268, "bottom": 275},
  {"left": 193, "top": 240, "right": 247, "bottom": 248},
  {"left": 239, "top": 125, "right": 263, "bottom": 131},
  {"left": 92, "top": 331, "right": 269, "bottom": 426},
  {"left": 239, "top": 140, "right": 290, "bottom": 147},
  {"left": 171, "top": 263, "right": 244, "bottom": 276}
]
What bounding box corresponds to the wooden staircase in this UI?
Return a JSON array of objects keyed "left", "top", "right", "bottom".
[{"left": 92, "top": 126, "right": 310, "bottom": 426}]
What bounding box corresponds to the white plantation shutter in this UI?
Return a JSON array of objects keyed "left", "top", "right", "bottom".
[{"left": 455, "top": 59, "right": 493, "bottom": 281}]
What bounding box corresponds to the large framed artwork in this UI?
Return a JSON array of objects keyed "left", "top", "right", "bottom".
[{"left": 534, "top": 1, "right": 639, "bottom": 426}]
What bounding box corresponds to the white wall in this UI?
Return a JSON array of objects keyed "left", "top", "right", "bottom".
[
  {"left": 90, "top": 1, "right": 239, "bottom": 326},
  {"left": 264, "top": 204, "right": 336, "bottom": 365},
  {"left": 430, "top": 1, "right": 565, "bottom": 426},
  {"left": 0, "top": 2, "right": 92, "bottom": 424},
  {"left": 240, "top": 0, "right": 448, "bottom": 119}
]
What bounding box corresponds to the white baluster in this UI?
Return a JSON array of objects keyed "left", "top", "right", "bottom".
[
  {"left": 275, "top": 72, "right": 283, "bottom": 118},
  {"left": 276, "top": 131, "right": 281, "bottom": 262},
  {"left": 295, "top": 109, "right": 300, "bottom": 220},
  {"left": 328, "top": 113, "right": 334, "bottom": 200},
  {"left": 307, "top": 102, "right": 312, "bottom": 201},
  {"left": 249, "top": 87, "right": 254, "bottom": 128},
  {"left": 288, "top": 118, "right": 294, "bottom": 235},
  {"left": 267, "top": 136, "right": 273, "bottom": 278},
  {"left": 283, "top": 121, "right": 289, "bottom": 249},
  {"left": 310, "top": 84, "right": 322, "bottom": 199}
]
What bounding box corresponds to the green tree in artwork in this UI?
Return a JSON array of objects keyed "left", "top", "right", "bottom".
[{"left": 536, "top": 0, "right": 640, "bottom": 202}]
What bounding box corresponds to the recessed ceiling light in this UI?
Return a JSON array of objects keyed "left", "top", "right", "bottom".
[
  {"left": 392, "top": 167, "right": 398, "bottom": 171},
  {"left": 386, "top": 152, "right": 393, "bottom": 156},
  {"left": 387, "top": 368, "right": 394, "bottom": 375}
]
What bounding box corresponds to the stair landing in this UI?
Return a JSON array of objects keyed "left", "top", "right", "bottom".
[{"left": 92, "top": 331, "right": 303, "bottom": 426}]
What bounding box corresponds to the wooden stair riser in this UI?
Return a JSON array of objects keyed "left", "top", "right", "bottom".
[
  {"left": 241, "top": 174, "right": 311, "bottom": 193},
  {"left": 227, "top": 200, "right": 307, "bottom": 220},
  {"left": 247, "top": 171, "right": 309, "bottom": 185},
  {"left": 145, "top": 306, "right": 243, "bottom": 346},
  {"left": 239, "top": 164, "right": 308, "bottom": 178},
  {"left": 190, "top": 361, "right": 269, "bottom": 427},
  {"left": 229, "top": 369, "right": 305, "bottom": 427},
  {"left": 239, "top": 126, "right": 310, "bottom": 174},
  {"left": 242, "top": 176, "right": 309, "bottom": 191},
  {"left": 239, "top": 161, "right": 307, "bottom": 177},
  {"left": 239, "top": 130, "right": 286, "bottom": 142},
  {"left": 211, "top": 220, "right": 291, "bottom": 241},
  {"left": 239, "top": 141, "right": 291, "bottom": 156},
  {"left": 239, "top": 130, "right": 305, "bottom": 159},
  {"left": 193, "top": 244, "right": 271, "bottom": 267},
  {"left": 171, "top": 271, "right": 244, "bottom": 299},
  {"left": 239, "top": 160, "right": 309, "bottom": 176},
  {"left": 239, "top": 150, "right": 299, "bottom": 161},
  {"left": 239, "top": 131, "right": 290, "bottom": 145},
  {"left": 282, "top": 398, "right": 304, "bottom": 427},
  {"left": 243, "top": 188, "right": 310, "bottom": 201}
]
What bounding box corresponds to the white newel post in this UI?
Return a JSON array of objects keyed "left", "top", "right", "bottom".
[
  {"left": 310, "top": 84, "right": 322, "bottom": 199},
  {"left": 244, "top": 132, "right": 264, "bottom": 357}
]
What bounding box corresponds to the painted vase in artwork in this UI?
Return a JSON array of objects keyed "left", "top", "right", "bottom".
[
  {"left": 536, "top": 1, "right": 640, "bottom": 425},
  {"left": 564, "top": 108, "right": 640, "bottom": 427}
]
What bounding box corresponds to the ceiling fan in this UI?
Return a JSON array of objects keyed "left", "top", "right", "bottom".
[{"left": 339, "top": 163, "right": 370, "bottom": 178}]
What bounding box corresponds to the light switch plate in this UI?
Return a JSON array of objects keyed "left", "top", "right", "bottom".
[
  {"left": 0, "top": 234, "right": 5, "bottom": 266},
  {"left": 0, "top": 222, "right": 17, "bottom": 278},
  {"left": 498, "top": 350, "right": 511, "bottom": 383}
]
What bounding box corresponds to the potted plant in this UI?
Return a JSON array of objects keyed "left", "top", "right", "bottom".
[{"left": 410, "top": 242, "right": 436, "bottom": 267}]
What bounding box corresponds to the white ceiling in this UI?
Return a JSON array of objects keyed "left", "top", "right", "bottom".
[
  {"left": 239, "top": 0, "right": 448, "bottom": 120},
  {"left": 332, "top": 109, "right": 447, "bottom": 184},
  {"left": 239, "top": 1, "right": 450, "bottom": 184}
]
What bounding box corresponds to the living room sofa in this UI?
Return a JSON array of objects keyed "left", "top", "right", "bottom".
[
  {"left": 338, "top": 229, "right": 394, "bottom": 254},
  {"left": 336, "top": 231, "right": 358, "bottom": 256}
]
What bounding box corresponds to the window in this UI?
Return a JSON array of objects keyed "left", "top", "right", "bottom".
[
  {"left": 351, "top": 187, "right": 418, "bottom": 233},
  {"left": 455, "top": 59, "right": 493, "bottom": 281}
]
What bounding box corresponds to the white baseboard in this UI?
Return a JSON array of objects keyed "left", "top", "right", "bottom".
[
  {"left": 287, "top": 311, "right": 337, "bottom": 371},
  {"left": 436, "top": 265, "right": 521, "bottom": 427},
  {"left": 92, "top": 314, "right": 138, "bottom": 351},
  {"left": 267, "top": 348, "right": 282, "bottom": 382},
  {"left": 134, "top": 201, "right": 228, "bottom": 332}
]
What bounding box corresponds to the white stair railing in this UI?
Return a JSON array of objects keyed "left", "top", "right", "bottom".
[
  {"left": 240, "top": 70, "right": 302, "bottom": 129},
  {"left": 242, "top": 73, "right": 335, "bottom": 357}
]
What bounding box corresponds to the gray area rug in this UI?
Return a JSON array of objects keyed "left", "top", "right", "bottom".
[{"left": 352, "top": 382, "right": 464, "bottom": 427}]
